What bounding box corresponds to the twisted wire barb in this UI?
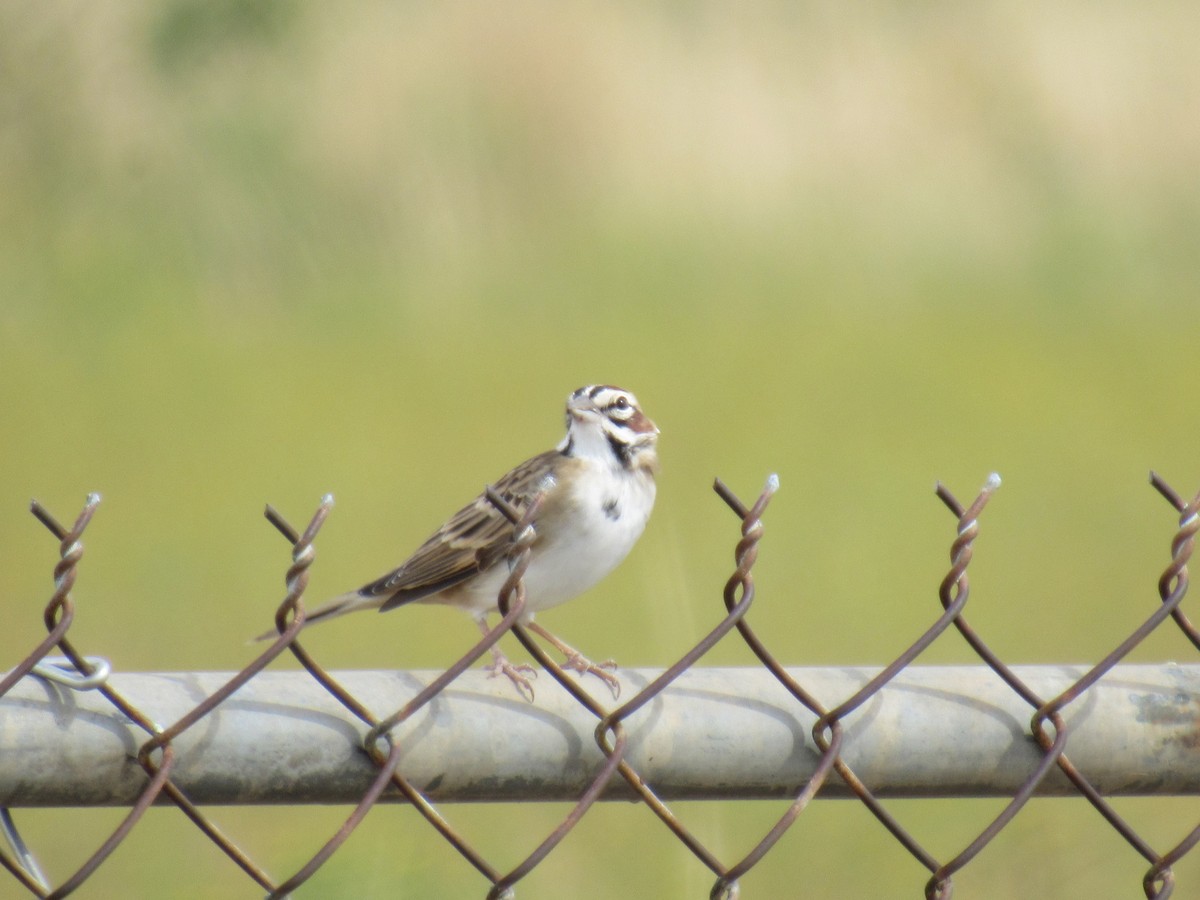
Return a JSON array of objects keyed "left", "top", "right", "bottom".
[
  {"left": 132, "top": 497, "right": 329, "bottom": 895},
  {"left": 3, "top": 495, "right": 184, "bottom": 899},
  {"left": 484, "top": 490, "right": 625, "bottom": 900},
  {"left": 589, "top": 474, "right": 780, "bottom": 899},
  {"left": 0, "top": 496, "right": 102, "bottom": 896},
  {"left": 1150, "top": 472, "right": 1200, "bottom": 651},
  {"left": 810, "top": 474, "right": 1002, "bottom": 899},
  {"left": 1022, "top": 476, "right": 1200, "bottom": 900},
  {"left": 262, "top": 494, "right": 442, "bottom": 899},
  {"left": 922, "top": 476, "right": 1072, "bottom": 898},
  {"left": 468, "top": 474, "right": 781, "bottom": 900},
  {"left": 713, "top": 474, "right": 845, "bottom": 896},
  {"left": 272, "top": 489, "right": 545, "bottom": 898},
  {"left": 0, "top": 496, "right": 99, "bottom": 698},
  {"left": 1139, "top": 475, "right": 1200, "bottom": 899}
]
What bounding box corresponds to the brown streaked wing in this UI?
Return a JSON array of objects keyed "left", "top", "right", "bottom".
[{"left": 369, "top": 450, "right": 562, "bottom": 611}]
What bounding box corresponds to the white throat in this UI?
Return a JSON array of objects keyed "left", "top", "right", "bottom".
[{"left": 558, "top": 415, "right": 657, "bottom": 472}]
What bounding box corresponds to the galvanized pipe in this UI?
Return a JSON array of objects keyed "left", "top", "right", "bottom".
[{"left": 2, "top": 665, "right": 1197, "bottom": 806}]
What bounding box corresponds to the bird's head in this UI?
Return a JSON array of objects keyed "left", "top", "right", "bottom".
[{"left": 559, "top": 385, "right": 658, "bottom": 469}]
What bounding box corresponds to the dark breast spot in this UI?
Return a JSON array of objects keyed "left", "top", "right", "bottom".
[{"left": 602, "top": 498, "right": 621, "bottom": 521}]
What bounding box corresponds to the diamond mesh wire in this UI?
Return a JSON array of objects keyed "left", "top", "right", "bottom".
[{"left": 2, "top": 472, "right": 1198, "bottom": 898}]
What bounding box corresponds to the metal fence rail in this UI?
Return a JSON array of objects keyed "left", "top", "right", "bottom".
[
  {"left": 5, "top": 665, "right": 1200, "bottom": 807},
  {"left": 2, "top": 472, "right": 1199, "bottom": 899}
]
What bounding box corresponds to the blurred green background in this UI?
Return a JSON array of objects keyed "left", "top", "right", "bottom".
[{"left": 3, "top": 1, "right": 1200, "bottom": 897}]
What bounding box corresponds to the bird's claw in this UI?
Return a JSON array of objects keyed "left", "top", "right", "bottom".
[
  {"left": 486, "top": 651, "right": 538, "bottom": 702},
  {"left": 559, "top": 650, "right": 621, "bottom": 699}
]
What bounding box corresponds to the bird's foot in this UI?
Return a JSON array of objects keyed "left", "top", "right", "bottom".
[
  {"left": 525, "top": 621, "right": 622, "bottom": 699},
  {"left": 558, "top": 649, "right": 621, "bottom": 700},
  {"left": 485, "top": 647, "right": 538, "bottom": 702}
]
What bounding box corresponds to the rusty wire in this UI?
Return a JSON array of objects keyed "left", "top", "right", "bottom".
[{"left": 1, "top": 472, "right": 1199, "bottom": 897}]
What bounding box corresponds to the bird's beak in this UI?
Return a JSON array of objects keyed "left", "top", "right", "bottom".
[{"left": 628, "top": 410, "right": 658, "bottom": 435}]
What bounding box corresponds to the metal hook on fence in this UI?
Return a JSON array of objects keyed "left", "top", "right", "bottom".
[{"left": 28, "top": 655, "right": 112, "bottom": 690}]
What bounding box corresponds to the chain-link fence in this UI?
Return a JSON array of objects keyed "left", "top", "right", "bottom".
[{"left": 2, "top": 473, "right": 1199, "bottom": 899}]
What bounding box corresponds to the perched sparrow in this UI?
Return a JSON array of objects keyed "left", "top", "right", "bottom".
[{"left": 283, "top": 385, "right": 659, "bottom": 698}]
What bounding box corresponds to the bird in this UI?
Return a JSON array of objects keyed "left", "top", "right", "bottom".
[{"left": 270, "top": 385, "right": 659, "bottom": 699}]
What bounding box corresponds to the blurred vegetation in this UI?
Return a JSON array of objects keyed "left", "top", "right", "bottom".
[{"left": 3, "top": 2, "right": 1200, "bottom": 897}]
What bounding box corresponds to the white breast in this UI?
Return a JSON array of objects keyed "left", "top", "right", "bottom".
[{"left": 458, "top": 459, "right": 656, "bottom": 620}]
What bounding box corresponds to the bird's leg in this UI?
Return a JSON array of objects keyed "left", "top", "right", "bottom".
[
  {"left": 477, "top": 618, "right": 537, "bottom": 701},
  {"left": 526, "top": 622, "right": 621, "bottom": 699}
]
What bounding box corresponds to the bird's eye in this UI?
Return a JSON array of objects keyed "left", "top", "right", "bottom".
[{"left": 612, "top": 396, "right": 629, "bottom": 410}]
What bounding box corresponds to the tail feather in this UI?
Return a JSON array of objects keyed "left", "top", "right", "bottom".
[{"left": 252, "top": 591, "right": 382, "bottom": 642}]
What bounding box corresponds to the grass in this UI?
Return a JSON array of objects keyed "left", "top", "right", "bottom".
[{"left": 3, "top": 2, "right": 1200, "bottom": 897}]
